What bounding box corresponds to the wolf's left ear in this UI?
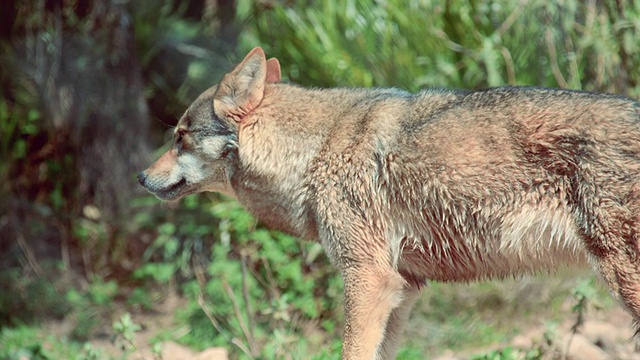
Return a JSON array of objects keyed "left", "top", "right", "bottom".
[
  {"left": 266, "top": 58, "right": 281, "bottom": 83},
  {"left": 214, "top": 47, "right": 267, "bottom": 123}
]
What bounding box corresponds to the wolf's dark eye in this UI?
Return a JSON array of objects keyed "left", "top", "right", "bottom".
[
  {"left": 176, "top": 129, "right": 186, "bottom": 143},
  {"left": 175, "top": 129, "right": 187, "bottom": 150}
]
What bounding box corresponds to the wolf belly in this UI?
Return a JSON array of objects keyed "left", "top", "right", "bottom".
[{"left": 392, "top": 204, "right": 588, "bottom": 284}]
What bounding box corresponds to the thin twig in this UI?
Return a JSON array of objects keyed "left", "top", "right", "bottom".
[
  {"left": 501, "top": 47, "right": 516, "bottom": 85},
  {"left": 193, "top": 259, "right": 225, "bottom": 335},
  {"left": 545, "top": 29, "right": 569, "bottom": 88},
  {"left": 261, "top": 256, "right": 281, "bottom": 299},
  {"left": 195, "top": 293, "right": 225, "bottom": 337},
  {"left": 564, "top": 35, "right": 581, "bottom": 89},
  {"left": 81, "top": 232, "right": 98, "bottom": 280},
  {"left": 432, "top": 28, "right": 478, "bottom": 58},
  {"left": 563, "top": 294, "right": 587, "bottom": 360},
  {"left": 222, "top": 277, "right": 259, "bottom": 356},
  {"left": 495, "top": 0, "right": 528, "bottom": 37},
  {"left": 196, "top": 293, "right": 255, "bottom": 356},
  {"left": 17, "top": 233, "right": 43, "bottom": 278},
  {"left": 193, "top": 260, "right": 256, "bottom": 357},
  {"left": 241, "top": 253, "right": 257, "bottom": 338}
]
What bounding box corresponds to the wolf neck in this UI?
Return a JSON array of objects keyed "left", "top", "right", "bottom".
[{"left": 229, "top": 84, "right": 332, "bottom": 241}]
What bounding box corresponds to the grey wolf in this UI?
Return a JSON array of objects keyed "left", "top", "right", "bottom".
[{"left": 138, "top": 47, "right": 640, "bottom": 359}]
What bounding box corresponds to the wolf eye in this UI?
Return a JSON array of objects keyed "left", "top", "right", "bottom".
[
  {"left": 175, "top": 129, "right": 188, "bottom": 151},
  {"left": 176, "top": 129, "right": 186, "bottom": 144}
]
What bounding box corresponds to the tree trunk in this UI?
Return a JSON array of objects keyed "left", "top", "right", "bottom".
[{"left": 2, "top": 0, "right": 153, "bottom": 271}]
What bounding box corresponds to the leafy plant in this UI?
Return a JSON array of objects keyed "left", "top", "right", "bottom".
[
  {"left": 65, "top": 276, "right": 119, "bottom": 341},
  {"left": 471, "top": 346, "right": 542, "bottom": 360},
  {"left": 129, "top": 191, "right": 342, "bottom": 358},
  {"left": 0, "top": 325, "right": 103, "bottom": 360},
  {"left": 111, "top": 313, "right": 142, "bottom": 354}
]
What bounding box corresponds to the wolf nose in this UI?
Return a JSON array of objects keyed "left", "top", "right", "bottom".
[{"left": 137, "top": 171, "right": 147, "bottom": 186}]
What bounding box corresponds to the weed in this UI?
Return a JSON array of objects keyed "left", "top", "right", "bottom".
[
  {"left": 0, "top": 325, "right": 104, "bottom": 360},
  {"left": 111, "top": 313, "right": 142, "bottom": 354}
]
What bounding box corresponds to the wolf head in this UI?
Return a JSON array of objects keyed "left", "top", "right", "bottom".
[{"left": 138, "top": 47, "right": 281, "bottom": 200}]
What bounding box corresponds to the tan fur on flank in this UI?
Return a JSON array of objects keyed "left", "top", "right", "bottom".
[{"left": 139, "top": 47, "right": 640, "bottom": 359}]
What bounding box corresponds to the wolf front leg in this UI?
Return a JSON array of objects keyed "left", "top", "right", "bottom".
[
  {"left": 378, "top": 286, "right": 422, "bottom": 359},
  {"left": 341, "top": 264, "right": 407, "bottom": 360}
]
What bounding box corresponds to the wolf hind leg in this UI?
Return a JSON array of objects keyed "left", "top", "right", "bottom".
[
  {"left": 595, "top": 248, "right": 640, "bottom": 326},
  {"left": 583, "top": 201, "right": 640, "bottom": 327},
  {"left": 594, "top": 252, "right": 640, "bottom": 346}
]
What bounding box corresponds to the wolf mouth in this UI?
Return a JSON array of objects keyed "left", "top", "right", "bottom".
[{"left": 156, "top": 177, "right": 187, "bottom": 199}]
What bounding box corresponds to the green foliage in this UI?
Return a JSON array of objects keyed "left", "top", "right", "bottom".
[
  {"left": 408, "top": 282, "right": 511, "bottom": 350},
  {"left": 137, "top": 197, "right": 343, "bottom": 358},
  {"left": 111, "top": 313, "right": 142, "bottom": 354},
  {"left": 0, "top": 325, "right": 106, "bottom": 360},
  {"left": 243, "top": 0, "right": 640, "bottom": 97},
  {"left": 129, "top": 0, "right": 226, "bottom": 120},
  {"left": 471, "top": 346, "right": 542, "bottom": 360},
  {"left": 127, "top": 288, "right": 155, "bottom": 310},
  {"left": 65, "top": 277, "right": 118, "bottom": 310},
  {"left": 0, "top": 42, "right": 43, "bottom": 191},
  {"left": 0, "top": 265, "right": 69, "bottom": 326},
  {"left": 133, "top": 222, "right": 182, "bottom": 283},
  {"left": 65, "top": 277, "right": 120, "bottom": 341},
  {"left": 0, "top": 55, "right": 77, "bottom": 215}
]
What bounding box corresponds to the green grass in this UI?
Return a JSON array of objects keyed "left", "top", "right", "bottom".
[
  {"left": 0, "top": 269, "right": 616, "bottom": 359},
  {"left": 0, "top": 325, "right": 107, "bottom": 360},
  {"left": 403, "top": 269, "right": 615, "bottom": 357}
]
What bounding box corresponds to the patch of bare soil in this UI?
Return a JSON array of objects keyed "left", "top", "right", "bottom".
[
  {"left": 43, "top": 292, "right": 228, "bottom": 360},
  {"left": 436, "top": 306, "right": 640, "bottom": 360}
]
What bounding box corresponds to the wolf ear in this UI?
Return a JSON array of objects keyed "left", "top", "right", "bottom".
[
  {"left": 214, "top": 47, "right": 267, "bottom": 123},
  {"left": 266, "top": 58, "right": 281, "bottom": 83}
]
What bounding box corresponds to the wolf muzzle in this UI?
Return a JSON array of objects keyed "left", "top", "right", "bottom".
[{"left": 137, "top": 171, "right": 148, "bottom": 187}]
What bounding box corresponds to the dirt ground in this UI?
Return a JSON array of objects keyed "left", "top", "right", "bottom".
[
  {"left": 433, "top": 306, "right": 640, "bottom": 360},
  {"left": 43, "top": 281, "right": 640, "bottom": 359}
]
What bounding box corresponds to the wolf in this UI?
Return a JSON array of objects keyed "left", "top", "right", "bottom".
[{"left": 138, "top": 47, "right": 640, "bottom": 359}]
